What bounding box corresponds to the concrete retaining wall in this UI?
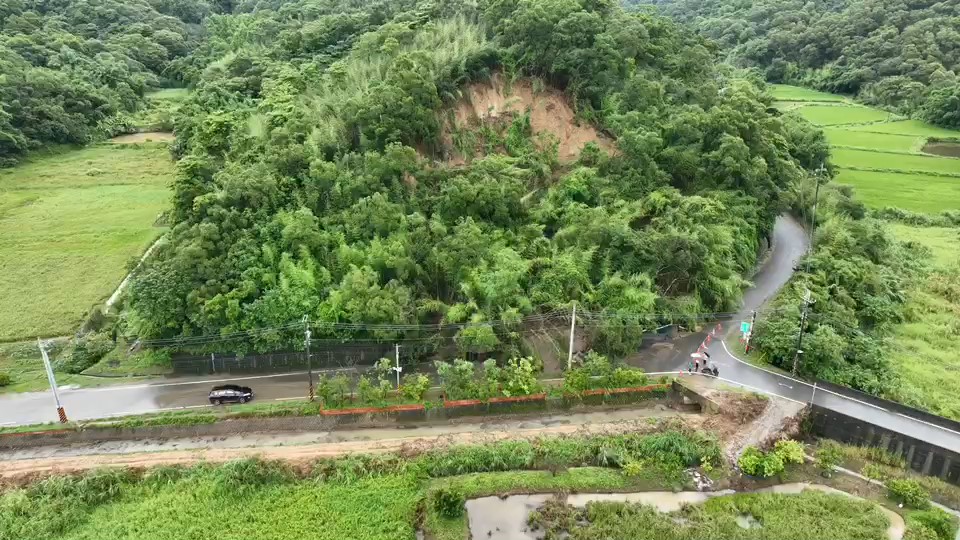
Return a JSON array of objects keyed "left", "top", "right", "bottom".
[
  {"left": 0, "top": 385, "right": 688, "bottom": 450},
  {"left": 814, "top": 379, "right": 960, "bottom": 434},
  {"left": 809, "top": 404, "right": 960, "bottom": 485}
]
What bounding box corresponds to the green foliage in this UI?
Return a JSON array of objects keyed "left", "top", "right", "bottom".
[
  {"left": 123, "top": 0, "right": 819, "bottom": 357},
  {"left": 0, "top": 372, "right": 10, "bottom": 387},
  {"left": 621, "top": 461, "right": 646, "bottom": 477},
  {"left": 738, "top": 446, "right": 785, "bottom": 478},
  {"left": 906, "top": 508, "right": 956, "bottom": 540},
  {"left": 0, "top": 0, "right": 204, "bottom": 165},
  {"left": 816, "top": 440, "right": 844, "bottom": 476},
  {"left": 56, "top": 333, "right": 116, "bottom": 374},
  {"left": 431, "top": 487, "right": 465, "bottom": 519},
  {"left": 499, "top": 356, "right": 542, "bottom": 397},
  {"left": 399, "top": 373, "right": 431, "bottom": 402},
  {"left": 754, "top": 211, "right": 926, "bottom": 395},
  {"left": 653, "top": 0, "right": 960, "bottom": 128},
  {"left": 773, "top": 439, "right": 806, "bottom": 465},
  {"left": 525, "top": 490, "right": 890, "bottom": 540},
  {"left": 889, "top": 478, "right": 931, "bottom": 509},
  {"left": 436, "top": 359, "right": 477, "bottom": 400},
  {"left": 562, "top": 352, "right": 650, "bottom": 395}
]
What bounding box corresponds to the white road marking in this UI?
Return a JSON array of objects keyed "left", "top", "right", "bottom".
[
  {"left": 778, "top": 383, "right": 793, "bottom": 389},
  {"left": 720, "top": 338, "right": 960, "bottom": 437}
]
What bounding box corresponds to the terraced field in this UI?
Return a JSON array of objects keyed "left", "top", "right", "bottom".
[{"left": 771, "top": 85, "right": 960, "bottom": 213}]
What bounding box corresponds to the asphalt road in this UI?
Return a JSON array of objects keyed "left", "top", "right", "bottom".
[{"left": 5, "top": 215, "right": 960, "bottom": 455}]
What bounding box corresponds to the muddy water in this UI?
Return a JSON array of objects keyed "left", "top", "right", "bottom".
[
  {"left": 110, "top": 131, "right": 175, "bottom": 143},
  {"left": 923, "top": 141, "right": 960, "bottom": 158},
  {"left": 464, "top": 483, "right": 904, "bottom": 540}
]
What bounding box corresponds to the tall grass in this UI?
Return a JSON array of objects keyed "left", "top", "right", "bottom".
[{"left": 303, "top": 17, "right": 492, "bottom": 151}]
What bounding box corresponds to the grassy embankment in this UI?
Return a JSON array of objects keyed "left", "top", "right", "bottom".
[
  {"left": 0, "top": 430, "right": 925, "bottom": 540},
  {"left": 770, "top": 84, "right": 960, "bottom": 214}
]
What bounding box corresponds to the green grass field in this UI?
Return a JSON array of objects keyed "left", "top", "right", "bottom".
[
  {"left": 887, "top": 224, "right": 960, "bottom": 420},
  {"left": 834, "top": 170, "right": 960, "bottom": 213},
  {"left": 822, "top": 128, "right": 920, "bottom": 152},
  {"left": 0, "top": 145, "right": 173, "bottom": 341},
  {"left": 773, "top": 85, "right": 960, "bottom": 213},
  {"left": 794, "top": 104, "right": 892, "bottom": 126},
  {"left": 769, "top": 84, "right": 847, "bottom": 102},
  {"left": 848, "top": 119, "right": 960, "bottom": 138},
  {"left": 832, "top": 148, "right": 960, "bottom": 175}
]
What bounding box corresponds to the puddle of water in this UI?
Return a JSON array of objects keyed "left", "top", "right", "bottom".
[
  {"left": 109, "top": 132, "right": 175, "bottom": 144},
  {"left": 464, "top": 484, "right": 904, "bottom": 540},
  {"left": 922, "top": 141, "right": 960, "bottom": 158},
  {"left": 466, "top": 494, "right": 551, "bottom": 540}
]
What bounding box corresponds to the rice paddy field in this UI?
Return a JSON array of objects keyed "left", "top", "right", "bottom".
[
  {"left": 0, "top": 144, "right": 173, "bottom": 341},
  {"left": 770, "top": 85, "right": 960, "bottom": 213}
]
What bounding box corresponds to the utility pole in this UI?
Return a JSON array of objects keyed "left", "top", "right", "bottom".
[
  {"left": 394, "top": 344, "right": 402, "bottom": 388},
  {"left": 567, "top": 301, "right": 577, "bottom": 370},
  {"left": 744, "top": 310, "right": 757, "bottom": 353},
  {"left": 303, "top": 315, "right": 314, "bottom": 401},
  {"left": 38, "top": 338, "right": 68, "bottom": 423},
  {"left": 792, "top": 289, "right": 814, "bottom": 376}
]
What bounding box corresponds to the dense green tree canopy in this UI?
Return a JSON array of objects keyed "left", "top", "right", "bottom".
[
  {"left": 123, "top": 0, "right": 825, "bottom": 356},
  {"left": 636, "top": 0, "right": 960, "bottom": 128},
  {"left": 0, "top": 0, "right": 211, "bottom": 165}
]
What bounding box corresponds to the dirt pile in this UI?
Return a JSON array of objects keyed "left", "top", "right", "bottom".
[{"left": 441, "top": 73, "right": 615, "bottom": 164}]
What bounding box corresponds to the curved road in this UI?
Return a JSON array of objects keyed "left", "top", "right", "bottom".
[{"left": 3, "top": 216, "right": 960, "bottom": 456}]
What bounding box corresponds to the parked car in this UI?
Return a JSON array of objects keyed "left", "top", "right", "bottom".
[{"left": 208, "top": 384, "right": 254, "bottom": 405}]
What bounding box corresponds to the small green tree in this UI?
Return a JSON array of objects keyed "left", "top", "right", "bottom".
[
  {"left": 773, "top": 440, "right": 805, "bottom": 465},
  {"left": 480, "top": 359, "right": 502, "bottom": 399},
  {"left": 435, "top": 359, "right": 477, "bottom": 400},
  {"left": 815, "top": 440, "right": 844, "bottom": 477},
  {"left": 399, "top": 373, "right": 431, "bottom": 402},
  {"left": 501, "top": 356, "right": 541, "bottom": 397},
  {"left": 888, "top": 478, "right": 930, "bottom": 509},
  {"left": 316, "top": 373, "right": 333, "bottom": 408},
  {"left": 330, "top": 373, "right": 352, "bottom": 406},
  {"left": 0, "top": 372, "right": 10, "bottom": 387}
]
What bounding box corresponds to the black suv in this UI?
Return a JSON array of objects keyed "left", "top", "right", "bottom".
[{"left": 208, "top": 384, "right": 254, "bottom": 405}]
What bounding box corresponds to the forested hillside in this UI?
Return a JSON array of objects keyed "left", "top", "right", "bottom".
[
  {"left": 635, "top": 0, "right": 960, "bottom": 128},
  {"left": 0, "top": 0, "right": 214, "bottom": 165},
  {"left": 123, "top": 0, "right": 827, "bottom": 355}
]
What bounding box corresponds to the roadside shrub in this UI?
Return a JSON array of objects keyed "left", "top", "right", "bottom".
[
  {"left": 500, "top": 356, "right": 541, "bottom": 397},
  {"left": 816, "top": 440, "right": 844, "bottom": 476},
  {"left": 907, "top": 508, "right": 955, "bottom": 540},
  {"left": 889, "top": 478, "right": 931, "bottom": 509},
  {"left": 904, "top": 525, "right": 940, "bottom": 540},
  {"left": 420, "top": 440, "right": 536, "bottom": 476},
  {"left": 436, "top": 359, "right": 477, "bottom": 400},
  {"left": 56, "top": 333, "right": 116, "bottom": 374},
  {"left": 773, "top": 439, "right": 805, "bottom": 465},
  {"left": 862, "top": 463, "right": 891, "bottom": 482},
  {"left": 0, "top": 372, "right": 10, "bottom": 386},
  {"left": 400, "top": 373, "right": 431, "bottom": 402},
  {"left": 562, "top": 365, "right": 591, "bottom": 396},
  {"left": 432, "top": 488, "right": 465, "bottom": 518},
  {"left": 606, "top": 366, "right": 648, "bottom": 388},
  {"left": 738, "top": 446, "right": 785, "bottom": 478}
]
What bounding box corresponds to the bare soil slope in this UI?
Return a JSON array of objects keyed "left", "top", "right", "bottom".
[{"left": 442, "top": 73, "right": 615, "bottom": 164}]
